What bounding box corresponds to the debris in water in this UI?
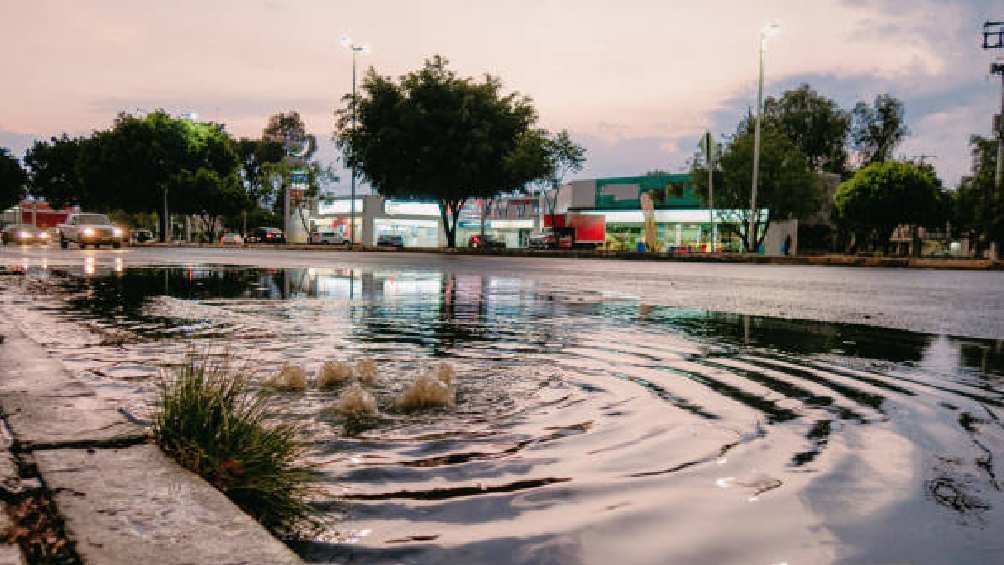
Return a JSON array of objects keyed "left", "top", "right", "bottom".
[
  {"left": 331, "top": 383, "right": 379, "bottom": 417},
  {"left": 267, "top": 364, "right": 307, "bottom": 391},
  {"left": 318, "top": 361, "right": 354, "bottom": 389},
  {"left": 429, "top": 361, "right": 456, "bottom": 386},
  {"left": 355, "top": 357, "right": 378, "bottom": 385},
  {"left": 397, "top": 371, "right": 454, "bottom": 410}
]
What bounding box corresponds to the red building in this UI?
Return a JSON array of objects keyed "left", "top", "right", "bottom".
[{"left": 15, "top": 201, "right": 79, "bottom": 228}]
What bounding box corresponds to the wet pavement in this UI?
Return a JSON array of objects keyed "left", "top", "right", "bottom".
[{"left": 1, "top": 246, "right": 1003, "bottom": 564}]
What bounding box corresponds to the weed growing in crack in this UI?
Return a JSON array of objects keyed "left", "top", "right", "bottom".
[{"left": 152, "top": 356, "right": 315, "bottom": 537}]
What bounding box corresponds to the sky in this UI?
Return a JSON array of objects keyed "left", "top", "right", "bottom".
[{"left": 2, "top": 0, "right": 1003, "bottom": 193}]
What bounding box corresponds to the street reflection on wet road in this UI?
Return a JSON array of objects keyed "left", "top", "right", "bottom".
[{"left": 1, "top": 259, "right": 1002, "bottom": 564}]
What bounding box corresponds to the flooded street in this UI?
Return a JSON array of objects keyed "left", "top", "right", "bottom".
[{"left": 2, "top": 247, "right": 1003, "bottom": 564}]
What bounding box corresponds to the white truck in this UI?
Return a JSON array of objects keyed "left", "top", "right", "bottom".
[{"left": 57, "top": 213, "right": 127, "bottom": 249}]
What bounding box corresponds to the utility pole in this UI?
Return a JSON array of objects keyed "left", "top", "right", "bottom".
[
  {"left": 341, "top": 36, "right": 369, "bottom": 247},
  {"left": 982, "top": 21, "right": 1004, "bottom": 260},
  {"left": 749, "top": 22, "right": 780, "bottom": 254}
]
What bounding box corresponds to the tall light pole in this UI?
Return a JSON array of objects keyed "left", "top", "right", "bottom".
[
  {"left": 982, "top": 21, "right": 1004, "bottom": 260},
  {"left": 749, "top": 21, "right": 780, "bottom": 254},
  {"left": 341, "top": 35, "right": 369, "bottom": 247}
]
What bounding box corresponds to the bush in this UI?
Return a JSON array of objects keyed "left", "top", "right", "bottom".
[{"left": 152, "top": 357, "right": 314, "bottom": 536}]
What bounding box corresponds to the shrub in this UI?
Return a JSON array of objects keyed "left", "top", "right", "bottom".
[{"left": 152, "top": 357, "right": 314, "bottom": 537}]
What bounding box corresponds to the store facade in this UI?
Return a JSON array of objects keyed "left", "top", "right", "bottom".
[{"left": 544, "top": 174, "right": 784, "bottom": 253}]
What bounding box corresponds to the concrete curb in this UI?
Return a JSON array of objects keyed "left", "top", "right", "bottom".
[
  {"left": 138, "top": 243, "right": 1004, "bottom": 270},
  {"left": 0, "top": 324, "right": 304, "bottom": 565}
]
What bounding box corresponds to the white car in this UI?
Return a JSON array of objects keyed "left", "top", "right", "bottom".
[
  {"left": 309, "top": 229, "right": 350, "bottom": 246},
  {"left": 220, "top": 233, "right": 244, "bottom": 245},
  {"left": 57, "top": 213, "right": 127, "bottom": 249}
]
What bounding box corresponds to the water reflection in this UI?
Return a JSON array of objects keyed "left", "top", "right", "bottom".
[{"left": 1, "top": 263, "right": 1003, "bottom": 564}]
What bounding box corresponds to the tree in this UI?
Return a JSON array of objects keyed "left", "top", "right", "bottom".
[
  {"left": 0, "top": 147, "right": 27, "bottom": 212},
  {"left": 336, "top": 56, "right": 544, "bottom": 247},
  {"left": 952, "top": 135, "right": 1002, "bottom": 254},
  {"left": 692, "top": 119, "right": 821, "bottom": 252},
  {"left": 851, "top": 94, "right": 908, "bottom": 165},
  {"left": 764, "top": 84, "right": 850, "bottom": 174},
  {"left": 534, "top": 130, "right": 586, "bottom": 239},
  {"left": 261, "top": 112, "right": 325, "bottom": 237},
  {"left": 834, "top": 161, "right": 944, "bottom": 252},
  {"left": 236, "top": 138, "right": 284, "bottom": 205},
  {"left": 24, "top": 135, "right": 86, "bottom": 208}
]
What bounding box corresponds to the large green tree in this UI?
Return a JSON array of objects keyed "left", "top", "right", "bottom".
[
  {"left": 764, "top": 84, "right": 850, "bottom": 174},
  {"left": 834, "top": 161, "right": 944, "bottom": 252},
  {"left": 692, "top": 120, "right": 821, "bottom": 252},
  {"left": 23, "top": 135, "right": 86, "bottom": 208},
  {"left": 335, "top": 56, "right": 544, "bottom": 247},
  {"left": 28, "top": 112, "right": 246, "bottom": 241},
  {"left": 952, "top": 135, "right": 1002, "bottom": 253},
  {"left": 851, "top": 94, "right": 908, "bottom": 165},
  {"left": 0, "top": 147, "right": 27, "bottom": 212}
]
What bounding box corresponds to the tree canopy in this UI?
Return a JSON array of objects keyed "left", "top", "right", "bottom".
[
  {"left": 0, "top": 147, "right": 28, "bottom": 212},
  {"left": 692, "top": 120, "right": 821, "bottom": 251},
  {"left": 834, "top": 161, "right": 944, "bottom": 251},
  {"left": 851, "top": 94, "right": 908, "bottom": 165},
  {"left": 764, "top": 84, "right": 850, "bottom": 174},
  {"left": 952, "top": 135, "right": 1002, "bottom": 252},
  {"left": 335, "top": 56, "right": 549, "bottom": 247}
]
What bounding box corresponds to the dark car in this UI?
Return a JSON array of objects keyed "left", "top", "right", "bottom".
[
  {"left": 527, "top": 233, "right": 557, "bottom": 250},
  {"left": 376, "top": 234, "right": 404, "bottom": 248},
  {"left": 469, "top": 234, "right": 505, "bottom": 249},
  {"left": 131, "top": 229, "right": 154, "bottom": 244},
  {"left": 250, "top": 227, "right": 285, "bottom": 244},
  {"left": 2, "top": 224, "right": 50, "bottom": 246}
]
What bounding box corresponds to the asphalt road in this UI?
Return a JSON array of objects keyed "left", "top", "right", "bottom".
[{"left": 3, "top": 245, "right": 1004, "bottom": 339}]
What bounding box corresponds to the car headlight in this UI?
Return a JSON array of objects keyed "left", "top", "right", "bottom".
[
  {"left": 18, "top": 231, "right": 29, "bottom": 238},
  {"left": 112, "top": 228, "right": 123, "bottom": 237},
  {"left": 83, "top": 228, "right": 95, "bottom": 237},
  {"left": 39, "top": 231, "right": 50, "bottom": 239}
]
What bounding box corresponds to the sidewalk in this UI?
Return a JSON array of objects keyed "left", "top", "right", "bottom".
[
  {"left": 146, "top": 242, "right": 1004, "bottom": 271},
  {"left": 0, "top": 326, "right": 303, "bottom": 565}
]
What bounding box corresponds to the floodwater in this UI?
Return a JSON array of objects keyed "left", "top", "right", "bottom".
[{"left": 1, "top": 259, "right": 1003, "bottom": 564}]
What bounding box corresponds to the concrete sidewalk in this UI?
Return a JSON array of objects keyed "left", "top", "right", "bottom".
[
  {"left": 0, "top": 327, "right": 303, "bottom": 565},
  {"left": 145, "top": 242, "right": 1004, "bottom": 270}
]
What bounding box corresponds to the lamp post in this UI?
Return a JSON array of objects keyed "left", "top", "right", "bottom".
[
  {"left": 341, "top": 35, "right": 369, "bottom": 247},
  {"left": 749, "top": 21, "right": 780, "bottom": 254}
]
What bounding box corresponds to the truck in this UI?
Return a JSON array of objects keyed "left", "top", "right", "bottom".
[{"left": 57, "top": 213, "right": 127, "bottom": 249}]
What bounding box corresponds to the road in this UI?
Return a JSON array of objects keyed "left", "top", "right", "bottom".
[{"left": 2, "top": 245, "right": 1004, "bottom": 339}]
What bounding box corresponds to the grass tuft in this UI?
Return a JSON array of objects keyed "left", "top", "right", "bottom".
[{"left": 153, "top": 356, "right": 314, "bottom": 537}]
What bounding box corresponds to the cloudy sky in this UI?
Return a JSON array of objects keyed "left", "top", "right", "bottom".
[{"left": 1, "top": 0, "right": 1002, "bottom": 192}]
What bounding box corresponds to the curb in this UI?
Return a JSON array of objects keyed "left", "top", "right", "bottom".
[{"left": 0, "top": 324, "right": 304, "bottom": 565}]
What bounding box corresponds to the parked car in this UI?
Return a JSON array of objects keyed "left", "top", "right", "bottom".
[
  {"left": 57, "top": 213, "right": 126, "bottom": 249},
  {"left": 131, "top": 229, "right": 154, "bottom": 244},
  {"left": 376, "top": 234, "right": 405, "bottom": 248},
  {"left": 1, "top": 224, "right": 50, "bottom": 246},
  {"left": 469, "top": 234, "right": 505, "bottom": 249},
  {"left": 528, "top": 233, "right": 557, "bottom": 250},
  {"left": 249, "top": 227, "right": 285, "bottom": 244},
  {"left": 220, "top": 233, "right": 244, "bottom": 245},
  {"left": 310, "top": 228, "right": 350, "bottom": 246}
]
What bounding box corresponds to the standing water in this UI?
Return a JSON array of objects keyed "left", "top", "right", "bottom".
[{"left": 1, "top": 262, "right": 1002, "bottom": 564}]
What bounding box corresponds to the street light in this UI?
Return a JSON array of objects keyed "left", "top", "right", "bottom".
[
  {"left": 341, "top": 35, "right": 370, "bottom": 246},
  {"left": 749, "top": 21, "right": 780, "bottom": 254}
]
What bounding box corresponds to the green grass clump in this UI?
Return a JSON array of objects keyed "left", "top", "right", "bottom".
[{"left": 152, "top": 357, "right": 314, "bottom": 537}]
